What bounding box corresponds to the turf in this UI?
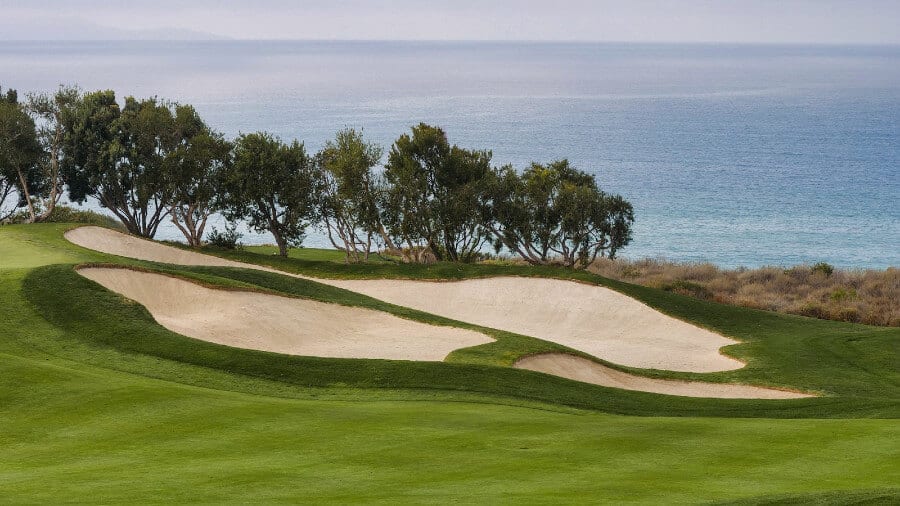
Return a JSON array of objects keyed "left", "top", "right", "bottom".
[{"left": 1, "top": 223, "right": 898, "bottom": 503}]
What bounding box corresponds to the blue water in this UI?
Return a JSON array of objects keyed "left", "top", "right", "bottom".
[{"left": 2, "top": 41, "right": 898, "bottom": 268}]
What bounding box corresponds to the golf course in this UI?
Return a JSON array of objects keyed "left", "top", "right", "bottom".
[{"left": 1, "top": 222, "right": 897, "bottom": 503}]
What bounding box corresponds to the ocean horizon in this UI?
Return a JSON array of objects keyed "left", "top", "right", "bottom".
[{"left": 3, "top": 40, "right": 898, "bottom": 268}]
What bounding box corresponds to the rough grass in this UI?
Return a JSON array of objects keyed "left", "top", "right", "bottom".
[
  {"left": 1, "top": 223, "right": 899, "bottom": 502},
  {"left": 590, "top": 257, "right": 900, "bottom": 327}
]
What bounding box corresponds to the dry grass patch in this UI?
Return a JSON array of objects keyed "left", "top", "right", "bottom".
[{"left": 590, "top": 258, "right": 899, "bottom": 326}]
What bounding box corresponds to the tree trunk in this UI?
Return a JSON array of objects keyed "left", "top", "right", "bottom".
[
  {"left": 272, "top": 231, "right": 288, "bottom": 257},
  {"left": 35, "top": 132, "right": 61, "bottom": 222},
  {"left": 15, "top": 167, "right": 36, "bottom": 223}
]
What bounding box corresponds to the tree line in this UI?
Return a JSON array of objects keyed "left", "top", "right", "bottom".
[{"left": 0, "top": 85, "right": 634, "bottom": 268}]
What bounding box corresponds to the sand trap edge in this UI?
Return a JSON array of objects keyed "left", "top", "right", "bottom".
[
  {"left": 515, "top": 353, "right": 814, "bottom": 399},
  {"left": 74, "top": 265, "right": 494, "bottom": 362}
]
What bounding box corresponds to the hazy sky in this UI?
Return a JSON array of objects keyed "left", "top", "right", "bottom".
[{"left": 1, "top": 0, "right": 899, "bottom": 43}]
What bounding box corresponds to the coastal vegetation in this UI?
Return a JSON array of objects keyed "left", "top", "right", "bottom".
[
  {"left": 0, "top": 84, "right": 633, "bottom": 267},
  {"left": 590, "top": 257, "right": 899, "bottom": 327}
]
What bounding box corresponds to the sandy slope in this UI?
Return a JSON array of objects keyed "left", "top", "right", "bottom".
[
  {"left": 326, "top": 277, "right": 744, "bottom": 372},
  {"left": 78, "top": 267, "right": 492, "bottom": 361},
  {"left": 516, "top": 353, "right": 811, "bottom": 399},
  {"left": 66, "top": 226, "right": 275, "bottom": 270}
]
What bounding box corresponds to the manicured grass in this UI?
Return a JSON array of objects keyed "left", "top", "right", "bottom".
[
  {"left": 2, "top": 348, "right": 898, "bottom": 504},
  {"left": 0, "top": 225, "right": 91, "bottom": 268},
  {"left": 1, "top": 223, "right": 898, "bottom": 502}
]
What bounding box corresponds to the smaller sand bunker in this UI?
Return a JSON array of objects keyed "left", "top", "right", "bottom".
[
  {"left": 77, "top": 267, "right": 492, "bottom": 361},
  {"left": 516, "top": 353, "right": 812, "bottom": 399},
  {"left": 66, "top": 226, "right": 265, "bottom": 270}
]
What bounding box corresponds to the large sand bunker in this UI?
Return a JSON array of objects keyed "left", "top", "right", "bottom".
[
  {"left": 77, "top": 267, "right": 492, "bottom": 361},
  {"left": 66, "top": 226, "right": 743, "bottom": 372},
  {"left": 326, "top": 277, "right": 743, "bottom": 372},
  {"left": 65, "top": 227, "right": 808, "bottom": 399},
  {"left": 516, "top": 354, "right": 811, "bottom": 399}
]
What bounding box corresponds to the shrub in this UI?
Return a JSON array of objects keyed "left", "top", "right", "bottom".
[
  {"left": 661, "top": 280, "right": 713, "bottom": 300},
  {"left": 795, "top": 303, "right": 829, "bottom": 320},
  {"left": 836, "top": 307, "right": 861, "bottom": 323},
  {"left": 830, "top": 287, "right": 857, "bottom": 302},
  {"left": 206, "top": 223, "right": 242, "bottom": 250},
  {"left": 6, "top": 204, "right": 122, "bottom": 230},
  {"left": 811, "top": 262, "right": 835, "bottom": 277}
]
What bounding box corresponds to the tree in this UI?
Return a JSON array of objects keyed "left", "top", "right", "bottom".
[
  {"left": 224, "top": 132, "right": 322, "bottom": 257},
  {"left": 317, "top": 128, "right": 386, "bottom": 263},
  {"left": 26, "top": 85, "right": 81, "bottom": 222},
  {"left": 486, "top": 160, "right": 634, "bottom": 269},
  {"left": 165, "top": 107, "right": 231, "bottom": 247},
  {"left": 62, "top": 93, "right": 189, "bottom": 238},
  {"left": 0, "top": 86, "right": 22, "bottom": 221},
  {"left": 0, "top": 86, "right": 43, "bottom": 223},
  {"left": 382, "top": 123, "right": 492, "bottom": 262}
]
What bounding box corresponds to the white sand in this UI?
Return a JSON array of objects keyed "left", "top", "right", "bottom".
[
  {"left": 77, "top": 267, "right": 492, "bottom": 361},
  {"left": 326, "top": 277, "right": 743, "bottom": 372},
  {"left": 66, "top": 226, "right": 757, "bottom": 379},
  {"left": 66, "top": 226, "right": 271, "bottom": 270},
  {"left": 516, "top": 353, "right": 812, "bottom": 399}
]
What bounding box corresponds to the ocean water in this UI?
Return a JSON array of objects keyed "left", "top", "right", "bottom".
[{"left": 2, "top": 41, "right": 898, "bottom": 268}]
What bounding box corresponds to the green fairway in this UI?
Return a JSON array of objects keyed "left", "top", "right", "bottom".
[{"left": 1, "top": 224, "right": 898, "bottom": 503}]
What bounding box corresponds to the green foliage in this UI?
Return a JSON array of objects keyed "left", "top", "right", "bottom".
[
  {"left": 7, "top": 204, "right": 122, "bottom": 229},
  {"left": 382, "top": 123, "right": 493, "bottom": 262},
  {"left": 0, "top": 86, "right": 43, "bottom": 222},
  {"left": 12, "top": 82, "right": 639, "bottom": 270},
  {"left": 167, "top": 129, "right": 233, "bottom": 246},
  {"left": 205, "top": 222, "right": 242, "bottom": 250},
  {"left": 812, "top": 261, "right": 835, "bottom": 277},
  {"left": 25, "top": 84, "right": 81, "bottom": 222},
  {"left": 59, "top": 90, "right": 121, "bottom": 213},
  {"left": 0, "top": 84, "right": 18, "bottom": 104},
  {"left": 316, "top": 128, "right": 385, "bottom": 262},
  {"left": 61, "top": 92, "right": 209, "bottom": 238},
  {"left": 830, "top": 287, "right": 857, "bottom": 302},
  {"left": 223, "top": 132, "right": 322, "bottom": 256},
  {"left": 487, "top": 159, "right": 634, "bottom": 268}
]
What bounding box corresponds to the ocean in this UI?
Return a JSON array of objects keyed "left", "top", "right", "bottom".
[{"left": 2, "top": 41, "right": 898, "bottom": 268}]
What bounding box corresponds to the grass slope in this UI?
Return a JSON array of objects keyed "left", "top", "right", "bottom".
[{"left": 1, "top": 224, "right": 898, "bottom": 502}]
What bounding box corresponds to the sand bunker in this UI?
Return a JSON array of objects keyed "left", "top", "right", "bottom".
[
  {"left": 516, "top": 353, "right": 812, "bottom": 399},
  {"left": 66, "top": 226, "right": 743, "bottom": 372},
  {"left": 326, "top": 277, "right": 743, "bottom": 372},
  {"left": 66, "top": 226, "right": 268, "bottom": 270},
  {"left": 66, "top": 227, "right": 807, "bottom": 398},
  {"left": 77, "top": 267, "right": 492, "bottom": 361}
]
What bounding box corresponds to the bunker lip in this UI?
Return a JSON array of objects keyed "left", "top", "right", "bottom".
[
  {"left": 76, "top": 266, "right": 493, "bottom": 362},
  {"left": 515, "top": 353, "right": 814, "bottom": 399}
]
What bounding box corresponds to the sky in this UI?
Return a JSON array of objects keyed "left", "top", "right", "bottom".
[{"left": 1, "top": 0, "right": 899, "bottom": 44}]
